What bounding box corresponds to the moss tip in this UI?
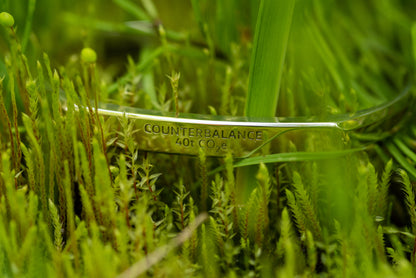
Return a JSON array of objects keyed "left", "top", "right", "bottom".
[
  {"left": 0, "top": 12, "right": 14, "bottom": 28},
  {"left": 81, "top": 47, "right": 97, "bottom": 63}
]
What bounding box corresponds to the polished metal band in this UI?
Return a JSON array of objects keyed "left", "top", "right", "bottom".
[{"left": 65, "top": 87, "right": 412, "bottom": 157}]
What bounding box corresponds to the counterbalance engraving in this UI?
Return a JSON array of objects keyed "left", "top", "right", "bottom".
[{"left": 143, "top": 123, "right": 264, "bottom": 154}]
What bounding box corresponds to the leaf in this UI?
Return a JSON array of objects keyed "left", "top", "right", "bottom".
[
  {"left": 237, "top": 0, "right": 296, "bottom": 204},
  {"left": 113, "top": 0, "right": 150, "bottom": 20},
  {"left": 245, "top": 0, "right": 295, "bottom": 117},
  {"left": 234, "top": 147, "right": 367, "bottom": 168},
  {"left": 386, "top": 141, "right": 416, "bottom": 179}
]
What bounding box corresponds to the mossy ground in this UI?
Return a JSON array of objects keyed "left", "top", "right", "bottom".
[{"left": 1, "top": 0, "right": 416, "bottom": 277}]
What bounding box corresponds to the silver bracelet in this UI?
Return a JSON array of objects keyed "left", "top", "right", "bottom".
[{"left": 65, "top": 86, "right": 412, "bottom": 157}]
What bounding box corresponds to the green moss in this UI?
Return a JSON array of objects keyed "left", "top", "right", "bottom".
[
  {"left": 0, "top": 12, "right": 14, "bottom": 28},
  {"left": 0, "top": 0, "right": 416, "bottom": 277}
]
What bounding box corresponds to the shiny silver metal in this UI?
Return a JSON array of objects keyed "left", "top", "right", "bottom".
[{"left": 64, "top": 86, "right": 412, "bottom": 157}]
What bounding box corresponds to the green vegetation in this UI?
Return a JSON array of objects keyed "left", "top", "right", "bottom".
[
  {"left": 1, "top": 0, "right": 416, "bottom": 277},
  {"left": 0, "top": 12, "right": 14, "bottom": 28}
]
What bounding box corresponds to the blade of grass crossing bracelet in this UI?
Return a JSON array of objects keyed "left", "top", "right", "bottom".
[
  {"left": 245, "top": 0, "right": 295, "bottom": 117},
  {"left": 237, "top": 0, "right": 295, "bottom": 203}
]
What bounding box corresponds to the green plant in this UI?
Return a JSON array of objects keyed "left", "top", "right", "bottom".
[{"left": 1, "top": 0, "right": 416, "bottom": 277}]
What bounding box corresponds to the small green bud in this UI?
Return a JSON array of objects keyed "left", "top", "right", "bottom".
[
  {"left": 0, "top": 12, "right": 14, "bottom": 28},
  {"left": 110, "top": 165, "right": 119, "bottom": 176},
  {"left": 53, "top": 70, "right": 60, "bottom": 87},
  {"left": 81, "top": 47, "right": 97, "bottom": 63},
  {"left": 26, "top": 79, "right": 36, "bottom": 92},
  {"left": 256, "top": 163, "right": 269, "bottom": 185}
]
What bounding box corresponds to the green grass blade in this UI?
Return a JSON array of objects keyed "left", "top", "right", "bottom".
[
  {"left": 234, "top": 148, "right": 367, "bottom": 168},
  {"left": 215, "top": 0, "right": 238, "bottom": 56},
  {"left": 237, "top": 0, "right": 295, "bottom": 203},
  {"left": 113, "top": 0, "right": 150, "bottom": 21},
  {"left": 245, "top": 0, "right": 295, "bottom": 117},
  {"left": 209, "top": 147, "right": 368, "bottom": 177},
  {"left": 21, "top": 0, "right": 36, "bottom": 52},
  {"left": 393, "top": 138, "right": 416, "bottom": 162},
  {"left": 386, "top": 141, "right": 416, "bottom": 179},
  {"left": 191, "top": 0, "right": 204, "bottom": 34}
]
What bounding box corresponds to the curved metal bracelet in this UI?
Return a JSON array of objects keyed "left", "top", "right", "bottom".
[{"left": 64, "top": 86, "right": 413, "bottom": 157}]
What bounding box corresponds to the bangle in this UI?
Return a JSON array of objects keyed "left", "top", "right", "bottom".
[{"left": 65, "top": 86, "right": 412, "bottom": 157}]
